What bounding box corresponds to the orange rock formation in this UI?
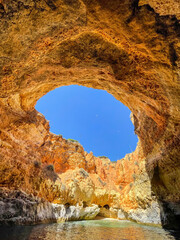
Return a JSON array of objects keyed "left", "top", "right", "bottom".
[{"left": 0, "top": 0, "right": 179, "bottom": 229}]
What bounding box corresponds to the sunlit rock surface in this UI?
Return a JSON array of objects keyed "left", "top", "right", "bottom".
[
  {"left": 52, "top": 204, "right": 100, "bottom": 221},
  {"left": 0, "top": 0, "right": 179, "bottom": 229},
  {"left": 139, "top": 0, "right": 180, "bottom": 19}
]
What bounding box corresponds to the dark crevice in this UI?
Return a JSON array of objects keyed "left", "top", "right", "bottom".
[
  {"left": 160, "top": 201, "right": 180, "bottom": 231},
  {"left": 154, "top": 14, "right": 172, "bottom": 38},
  {"left": 65, "top": 202, "right": 70, "bottom": 208},
  {"left": 44, "top": 0, "right": 57, "bottom": 10},
  {"left": 169, "top": 42, "right": 178, "bottom": 67},
  {"left": 103, "top": 204, "right": 110, "bottom": 210},
  {"left": 0, "top": 3, "right": 6, "bottom": 18},
  {"left": 152, "top": 165, "right": 167, "bottom": 190},
  {"left": 126, "top": 0, "right": 139, "bottom": 23}
]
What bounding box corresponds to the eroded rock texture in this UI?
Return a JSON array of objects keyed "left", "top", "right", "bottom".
[{"left": 0, "top": 0, "right": 179, "bottom": 229}]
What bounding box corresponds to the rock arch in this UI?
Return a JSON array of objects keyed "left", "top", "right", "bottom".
[{"left": 0, "top": 0, "right": 179, "bottom": 228}]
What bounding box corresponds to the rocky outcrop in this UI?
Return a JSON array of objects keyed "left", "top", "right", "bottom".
[
  {"left": 0, "top": 0, "right": 179, "bottom": 229},
  {"left": 52, "top": 204, "right": 100, "bottom": 221},
  {"left": 127, "top": 202, "right": 161, "bottom": 225},
  {"left": 0, "top": 189, "right": 100, "bottom": 225},
  {"left": 0, "top": 188, "right": 56, "bottom": 225},
  {"left": 139, "top": 0, "right": 180, "bottom": 19},
  {"left": 0, "top": 122, "right": 165, "bottom": 226}
]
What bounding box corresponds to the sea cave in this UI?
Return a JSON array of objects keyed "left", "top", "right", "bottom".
[{"left": 0, "top": 0, "right": 180, "bottom": 239}]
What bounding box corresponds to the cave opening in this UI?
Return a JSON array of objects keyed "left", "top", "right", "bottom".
[
  {"left": 35, "top": 85, "right": 138, "bottom": 162},
  {"left": 0, "top": 0, "right": 179, "bottom": 233},
  {"left": 103, "top": 204, "right": 110, "bottom": 210}
]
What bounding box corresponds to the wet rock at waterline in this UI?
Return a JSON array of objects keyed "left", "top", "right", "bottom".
[
  {"left": 0, "top": 189, "right": 100, "bottom": 225},
  {"left": 0, "top": 189, "right": 162, "bottom": 226}
]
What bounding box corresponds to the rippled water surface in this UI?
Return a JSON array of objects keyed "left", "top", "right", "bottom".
[{"left": 1, "top": 219, "right": 180, "bottom": 240}]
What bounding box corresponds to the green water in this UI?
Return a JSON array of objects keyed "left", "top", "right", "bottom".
[{"left": 0, "top": 219, "right": 179, "bottom": 240}]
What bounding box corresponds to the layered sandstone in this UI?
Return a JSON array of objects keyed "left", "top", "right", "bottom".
[{"left": 0, "top": 0, "right": 179, "bottom": 229}]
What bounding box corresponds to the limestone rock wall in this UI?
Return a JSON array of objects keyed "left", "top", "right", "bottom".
[
  {"left": 0, "top": 112, "right": 155, "bottom": 225},
  {"left": 0, "top": 189, "right": 100, "bottom": 225},
  {"left": 139, "top": 0, "right": 180, "bottom": 19},
  {"left": 0, "top": 0, "right": 179, "bottom": 229}
]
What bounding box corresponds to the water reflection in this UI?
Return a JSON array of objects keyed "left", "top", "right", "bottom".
[{"left": 1, "top": 219, "right": 180, "bottom": 240}]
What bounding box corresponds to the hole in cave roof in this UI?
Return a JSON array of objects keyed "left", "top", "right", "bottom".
[{"left": 35, "top": 85, "right": 138, "bottom": 162}]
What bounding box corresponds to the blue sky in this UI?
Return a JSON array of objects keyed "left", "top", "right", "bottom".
[{"left": 36, "top": 85, "right": 138, "bottom": 161}]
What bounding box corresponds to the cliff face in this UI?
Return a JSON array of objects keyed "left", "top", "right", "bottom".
[
  {"left": 0, "top": 0, "right": 179, "bottom": 228},
  {"left": 0, "top": 113, "right": 154, "bottom": 224}
]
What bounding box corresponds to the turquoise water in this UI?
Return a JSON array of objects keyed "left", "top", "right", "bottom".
[{"left": 0, "top": 219, "right": 180, "bottom": 240}]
